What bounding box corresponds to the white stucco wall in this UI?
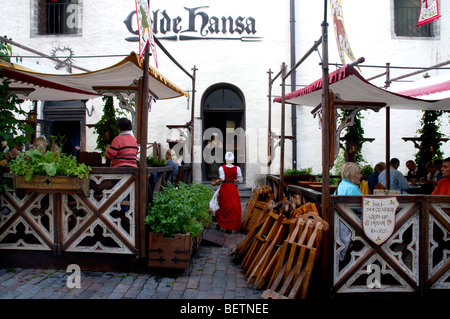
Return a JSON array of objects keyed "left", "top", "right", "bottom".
[{"left": 1, "top": 0, "right": 449, "bottom": 184}]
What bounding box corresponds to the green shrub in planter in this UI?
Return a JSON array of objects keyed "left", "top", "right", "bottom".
[
  {"left": 145, "top": 182, "right": 214, "bottom": 238},
  {"left": 9, "top": 148, "right": 90, "bottom": 181}
]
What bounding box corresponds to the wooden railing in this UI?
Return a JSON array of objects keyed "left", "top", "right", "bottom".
[
  {"left": 330, "top": 195, "right": 449, "bottom": 295},
  {"left": 0, "top": 168, "right": 140, "bottom": 257},
  {"left": 0, "top": 165, "right": 192, "bottom": 270},
  {"left": 285, "top": 185, "right": 450, "bottom": 296}
]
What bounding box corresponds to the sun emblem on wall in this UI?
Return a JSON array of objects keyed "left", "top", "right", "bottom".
[{"left": 51, "top": 46, "right": 74, "bottom": 73}]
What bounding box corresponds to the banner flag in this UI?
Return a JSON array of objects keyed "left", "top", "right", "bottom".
[
  {"left": 330, "top": 0, "right": 358, "bottom": 68},
  {"left": 135, "top": 0, "right": 158, "bottom": 67},
  {"left": 417, "top": 0, "right": 440, "bottom": 27}
]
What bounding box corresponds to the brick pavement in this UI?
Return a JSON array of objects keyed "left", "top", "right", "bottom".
[{"left": 0, "top": 231, "right": 262, "bottom": 300}]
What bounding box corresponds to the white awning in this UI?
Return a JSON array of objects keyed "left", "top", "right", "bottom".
[
  {"left": 0, "top": 53, "right": 189, "bottom": 101},
  {"left": 274, "top": 65, "right": 450, "bottom": 110}
]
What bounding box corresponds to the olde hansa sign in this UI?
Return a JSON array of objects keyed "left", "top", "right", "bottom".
[
  {"left": 362, "top": 197, "right": 399, "bottom": 245},
  {"left": 124, "top": 6, "right": 261, "bottom": 42}
]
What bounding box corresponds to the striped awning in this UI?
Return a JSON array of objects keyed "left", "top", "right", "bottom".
[{"left": 274, "top": 65, "right": 450, "bottom": 111}]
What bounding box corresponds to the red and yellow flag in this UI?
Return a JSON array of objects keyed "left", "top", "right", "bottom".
[
  {"left": 135, "top": 0, "right": 158, "bottom": 67},
  {"left": 330, "top": 0, "right": 358, "bottom": 67}
]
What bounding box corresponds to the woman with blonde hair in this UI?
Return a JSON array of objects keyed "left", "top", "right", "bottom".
[
  {"left": 336, "top": 162, "right": 362, "bottom": 262},
  {"left": 337, "top": 162, "right": 363, "bottom": 195}
]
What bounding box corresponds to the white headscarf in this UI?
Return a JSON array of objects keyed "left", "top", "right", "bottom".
[{"left": 225, "top": 151, "right": 234, "bottom": 162}]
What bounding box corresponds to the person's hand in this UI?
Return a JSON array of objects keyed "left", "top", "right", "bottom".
[
  {"left": 75, "top": 146, "right": 80, "bottom": 150},
  {"left": 105, "top": 144, "right": 111, "bottom": 151}
]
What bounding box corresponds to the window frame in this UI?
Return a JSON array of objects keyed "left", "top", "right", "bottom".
[
  {"left": 391, "top": 0, "right": 440, "bottom": 40},
  {"left": 31, "top": 0, "right": 82, "bottom": 37}
]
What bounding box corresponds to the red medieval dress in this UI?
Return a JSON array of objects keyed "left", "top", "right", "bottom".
[{"left": 216, "top": 165, "right": 241, "bottom": 231}]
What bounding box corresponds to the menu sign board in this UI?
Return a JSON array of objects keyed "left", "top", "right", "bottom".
[{"left": 362, "top": 197, "right": 398, "bottom": 245}]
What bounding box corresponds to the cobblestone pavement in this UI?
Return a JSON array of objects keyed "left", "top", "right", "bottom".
[{"left": 0, "top": 231, "right": 262, "bottom": 300}]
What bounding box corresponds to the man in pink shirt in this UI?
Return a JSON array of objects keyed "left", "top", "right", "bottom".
[{"left": 105, "top": 118, "right": 139, "bottom": 167}]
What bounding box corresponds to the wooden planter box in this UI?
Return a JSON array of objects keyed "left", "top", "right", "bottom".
[
  {"left": 148, "top": 232, "right": 193, "bottom": 269},
  {"left": 13, "top": 175, "right": 90, "bottom": 196}
]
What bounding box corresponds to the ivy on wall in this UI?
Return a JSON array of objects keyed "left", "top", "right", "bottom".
[
  {"left": 93, "top": 96, "right": 126, "bottom": 153},
  {"left": 0, "top": 39, "right": 33, "bottom": 149},
  {"left": 414, "top": 110, "right": 444, "bottom": 168}
]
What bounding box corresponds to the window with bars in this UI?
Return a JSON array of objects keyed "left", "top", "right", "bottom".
[
  {"left": 38, "top": 0, "right": 80, "bottom": 35},
  {"left": 394, "top": 0, "right": 434, "bottom": 37}
]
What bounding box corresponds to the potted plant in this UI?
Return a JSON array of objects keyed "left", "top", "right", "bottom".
[
  {"left": 145, "top": 182, "right": 214, "bottom": 269},
  {"left": 283, "top": 167, "right": 317, "bottom": 186},
  {"left": 8, "top": 148, "right": 91, "bottom": 196},
  {"left": 146, "top": 156, "right": 167, "bottom": 167}
]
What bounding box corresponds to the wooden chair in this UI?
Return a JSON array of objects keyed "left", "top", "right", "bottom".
[{"left": 261, "top": 211, "right": 329, "bottom": 299}]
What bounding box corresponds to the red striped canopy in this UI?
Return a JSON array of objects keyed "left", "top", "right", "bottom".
[{"left": 274, "top": 65, "right": 450, "bottom": 110}]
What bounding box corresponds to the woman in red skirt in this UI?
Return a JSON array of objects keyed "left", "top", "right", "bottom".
[{"left": 216, "top": 151, "right": 243, "bottom": 232}]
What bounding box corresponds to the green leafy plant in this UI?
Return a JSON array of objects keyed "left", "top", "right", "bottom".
[
  {"left": 0, "top": 39, "right": 34, "bottom": 149},
  {"left": 93, "top": 96, "right": 128, "bottom": 153},
  {"left": 414, "top": 110, "right": 444, "bottom": 168},
  {"left": 8, "top": 148, "right": 90, "bottom": 181},
  {"left": 284, "top": 167, "right": 312, "bottom": 175},
  {"left": 50, "top": 134, "right": 67, "bottom": 153},
  {"left": 339, "top": 109, "right": 365, "bottom": 164},
  {"left": 145, "top": 182, "right": 214, "bottom": 238},
  {"left": 147, "top": 156, "right": 167, "bottom": 166},
  {"left": 360, "top": 164, "right": 374, "bottom": 176}
]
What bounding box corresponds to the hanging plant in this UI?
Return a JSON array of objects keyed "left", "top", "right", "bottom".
[
  {"left": 414, "top": 110, "right": 444, "bottom": 168},
  {"left": 93, "top": 96, "right": 128, "bottom": 153},
  {"left": 339, "top": 109, "right": 365, "bottom": 164}
]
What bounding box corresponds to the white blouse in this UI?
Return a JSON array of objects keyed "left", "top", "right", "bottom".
[{"left": 219, "top": 164, "right": 243, "bottom": 183}]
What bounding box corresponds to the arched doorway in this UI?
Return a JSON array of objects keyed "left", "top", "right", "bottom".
[{"left": 201, "top": 83, "right": 245, "bottom": 181}]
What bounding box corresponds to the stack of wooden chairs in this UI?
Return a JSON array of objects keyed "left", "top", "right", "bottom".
[{"left": 232, "top": 190, "right": 329, "bottom": 299}]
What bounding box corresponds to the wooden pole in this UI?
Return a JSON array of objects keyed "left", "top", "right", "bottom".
[
  {"left": 268, "top": 69, "right": 273, "bottom": 167},
  {"left": 386, "top": 106, "right": 391, "bottom": 190},
  {"left": 385, "top": 64, "right": 391, "bottom": 189},
  {"left": 279, "top": 63, "right": 287, "bottom": 201},
  {"left": 320, "top": 0, "right": 331, "bottom": 292},
  {"left": 138, "top": 43, "right": 150, "bottom": 258},
  {"left": 321, "top": 4, "right": 330, "bottom": 229},
  {"left": 190, "top": 66, "right": 197, "bottom": 171}
]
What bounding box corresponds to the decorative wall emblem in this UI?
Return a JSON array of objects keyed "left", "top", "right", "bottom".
[
  {"left": 50, "top": 45, "right": 74, "bottom": 73},
  {"left": 362, "top": 197, "right": 398, "bottom": 245}
]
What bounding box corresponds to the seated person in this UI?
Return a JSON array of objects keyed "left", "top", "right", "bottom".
[
  {"left": 165, "top": 150, "right": 179, "bottom": 184},
  {"left": 432, "top": 157, "right": 450, "bottom": 195},
  {"left": 378, "top": 158, "right": 409, "bottom": 194},
  {"left": 433, "top": 159, "right": 443, "bottom": 182},
  {"left": 32, "top": 136, "right": 47, "bottom": 154},
  {"left": 405, "top": 160, "right": 427, "bottom": 182},
  {"left": 105, "top": 118, "right": 139, "bottom": 167},
  {"left": 51, "top": 142, "right": 61, "bottom": 156},
  {"left": 423, "top": 160, "right": 440, "bottom": 193},
  {"left": 367, "top": 162, "right": 386, "bottom": 194},
  {"left": 1, "top": 140, "right": 9, "bottom": 153}
]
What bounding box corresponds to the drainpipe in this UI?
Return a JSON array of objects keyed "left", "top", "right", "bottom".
[{"left": 290, "top": 0, "right": 298, "bottom": 170}]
